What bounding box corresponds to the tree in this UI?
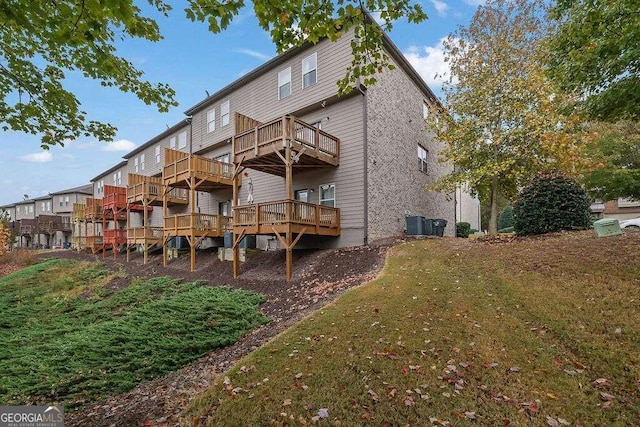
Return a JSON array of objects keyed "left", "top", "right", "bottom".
[
  {"left": 1, "top": 0, "right": 426, "bottom": 148},
  {"left": 425, "top": 0, "right": 587, "bottom": 234},
  {"left": 582, "top": 120, "right": 640, "bottom": 201},
  {"left": 547, "top": 0, "right": 640, "bottom": 121}
]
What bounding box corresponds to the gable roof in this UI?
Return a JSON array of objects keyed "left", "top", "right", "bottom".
[
  {"left": 90, "top": 161, "right": 128, "bottom": 182},
  {"left": 50, "top": 183, "right": 93, "bottom": 196},
  {"left": 123, "top": 119, "right": 190, "bottom": 159}
]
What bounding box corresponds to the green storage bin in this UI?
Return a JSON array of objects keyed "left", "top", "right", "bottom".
[{"left": 593, "top": 218, "right": 622, "bottom": 237}]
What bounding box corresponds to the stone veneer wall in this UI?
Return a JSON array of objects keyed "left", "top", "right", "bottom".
[{"left": 365, "top": 59, "right": 456, "bottom": 241}]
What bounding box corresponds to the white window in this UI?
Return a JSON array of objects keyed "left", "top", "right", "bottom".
[
  {"left": 140, "top": 154, "right": 145, "bottom": 171},
  {"left": 155, "top": 146, "right": 161, "bottom": 164},
  {"left": 64, "top": 197, "right": 68, "bottom": 207},
  {"left": 295, "top": 189, "right": 309, "bottom": 203},
  {"left": 207, "top": 109, "right": 216, "bottom": 133},
  {"left": 178, "top": 131, "right": 187, "bottom": 149},
  {"left": 170, "top": 137, "right": 176, "bottom": 149},
  {"left": 221, "top": 100, "right": 230, "bottom": 126},
  {"left": 423, "top": 102, "right": 429, "bottom": 119},
  {"left": 29, "top": 205, "right": 33, "bottom": 213},
  {"left": 278, "top": 67, "right": 291, "bottom": 99},
  {"left": 319, "top": 183, "right": 335, "bottom": 207},
  {"left": 302, "top": 52, "right": 317, "bottom": 89},
  {"left": 113, "top": 173, "right": 117, "bottom": 185},
  {"left": 219, "top": 201, "right": 231, "bottom": 216},
  {"left": 59, "top": 198, "right": 63, "bottom": 207},
  {"left": 41, "top": 202, "right": 45, "bottom": 211},
  {"left": 97, "top": 180, "right": 103, "bottom": 194},
  {"left": 216, "top": 153, "right": 231, "bottom": 163},
  {"left": 418, "top": 145, "right": 428, "bottom": 173},
  {"left": 117, "top": 171, "right": 122, "bottom": 185},
  {"left": 134, "top": 157, "right": 139, "bottom": 172}
]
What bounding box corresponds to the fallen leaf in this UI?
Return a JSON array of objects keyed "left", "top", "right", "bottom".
[
  {"left": 317, "top": 408, "right": 329, "bottom": 419},
  {"left": 464, "top": 411, "right": 476, "bottom": 420},
  {"left": 361, "top": 412, "right": 371, "bottom": 420},
  {"left": 593, "top": 378, "right": 610, "bottom": 387},
  {"left": 368, "top": 389, "right": 379, "bottom": 402},
  {"left": 546, "top": 416, "right": 560, "bottom": 427},
  {"left": 404, "top": 396, "right": 415, "bottom": 406},
  {"left": 282, "top": 399, "right": 292, "bottom": 406},
  {"left": 599, "top": 392, "right": 615, "bottom": 401},
  {"left": 388, "top": 388, "right": 397, "bottom": 399},
  {"left": 558, "top": 418, "right": 570, "bottom": 426}
]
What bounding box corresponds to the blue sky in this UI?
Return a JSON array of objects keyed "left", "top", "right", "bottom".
[{"left": 0, "top": 0, "right": 483, "bottom": 206}]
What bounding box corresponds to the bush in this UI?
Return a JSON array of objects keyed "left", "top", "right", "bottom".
[
  {"left": 498, "top": 206, "right": 514, "bottom": 230},
  {"left": 513, "top": 173, "right": 592, "bottom": 236},
  {"left": 456, "top": 222, "right": 471, "bottom": 238},
  {"left": 498, "top": 226, "right": 514, "bottom": 233}
]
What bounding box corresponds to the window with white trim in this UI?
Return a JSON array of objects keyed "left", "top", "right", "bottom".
[
  {"left": 134, "top": 157, "right": 139, "bottom": 172},
  {"left": 219, "top": 201, "right": 230, "bottom": 216},
  {"left": 418, "top": 145, "right": 428, "bottom": 173},
  {"left": 178, "top": 131, "right": 187, "bottom": 149},
  {"left": 41, "top": 202, "right": 45, "bottom": 212},
  {"left": 278, "top": 67, "right": 291, "bottom": 99},
  {"left": 140, "top": 154, "right": 145, "bottom": 171},
  {"left": 302, "top": 52, "right": 317, "bottom": 89},
  {"left": 169, "top": 136, "right": 176, "bottom": 149},
  {"left": 29, "top": 205, "right": 33, "bottom": 213},
  {"left": 221, "top": 100, "right": 230, "bottom": 126},
  {"left": 207, "top": 109, "right": 216, "bottom": 133},
  {"left": 63, "top": 197, "right": 68, "bottom": 207},
  {"left": 319, "top": 183, "right": 335, "bottom": 207},
  {"left": 423, "top": 102, "right": 429, "bottom": 119},
  {"left": 295, "top": 189, "right": 309, "bottom": 203},
  {"left": 47, "top": 201, "right": 51, "bottom": 211},
  {"left": 155, "top": 146, "right": 161, "bottom": 164}
]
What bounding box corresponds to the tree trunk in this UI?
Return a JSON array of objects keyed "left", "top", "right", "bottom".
[{"left": 488, "top": 174, "right": 499, "bottom": 234}]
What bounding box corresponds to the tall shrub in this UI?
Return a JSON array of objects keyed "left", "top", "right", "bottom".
[
  {"left": 498, "top": 206, "right": 514, "bottom": 230},
  {"left": 514, "top": 173, "right": 591, "bottom": 236}
]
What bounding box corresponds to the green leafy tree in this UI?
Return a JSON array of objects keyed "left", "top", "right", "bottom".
[
  {"left": 1, "top": 0, "right": 426, "bottom": 148},
  {"left": 513, "top": 173, "right": 592, "bottom": 236},
  {"left": 547, "top": 0, "right": 640, "bottom": 121},
  {"left": 498, "top": 206, "right": 514, "bottom": 230},
  {"left": 582, "top": 120, "right": 640, "bottom": 201},
  {"left": 425, "top": 0, "right": 587, "bottom": 234}
]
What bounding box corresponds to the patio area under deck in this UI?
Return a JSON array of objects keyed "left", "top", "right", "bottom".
[
  {"left": 162, "top": 213, "right": 232, "bottom": 271},
  {"left": 162, "top": 148, "right": 235, "bottom": 192},
  {"left": 233, "top": 115, "right": 340, "bottom": 176},
  {"left": 126, "top": 227, "right": 162, "bottom": 264},
  {"left": 232, "top": 200, "right": 340, "bottom": 280}
]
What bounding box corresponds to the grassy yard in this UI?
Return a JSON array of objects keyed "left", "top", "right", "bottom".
[
  {"left": 185, "top": 232, "right": 639, "bottom": 426},
  {"left": 0, "top": 258, "right": 268, "bottom": 409}
]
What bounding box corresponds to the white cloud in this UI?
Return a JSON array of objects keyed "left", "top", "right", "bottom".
[
  {"left": 464, "top": 0, "right": 486, "bottom": 5},
  {"left": 430, "top": 0, "right": 449, "bottom": 16},
  {"left": 20, "top": 151, "right": 53, "bottom": 163},
  {"left": 403, "top": 38, "right": 457, "bottom": 91},
  {"left": 100, "top": 139, "right": 137, "bottom": 152},
  {"left": 234, "top": 48, "right": 271, "bottom": 61}
]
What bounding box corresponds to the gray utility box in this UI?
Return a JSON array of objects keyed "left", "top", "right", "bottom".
[
  {"left": 224, "top": 231, "right": 256, "bottom": 248},
  {"left": 593, "top": 218, "right": 622, "bottom": 237},
  {"left": 432, "top": 219, "right": 448, "bottom": 237}
]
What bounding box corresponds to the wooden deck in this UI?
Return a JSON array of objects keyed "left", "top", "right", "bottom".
[
  {"left": 127, "top": 226, "right": 163, "bottom": 244},
  {"left": 127, "top": 173, "right": 188, "bottom": 206},
  {"left": 85, "top": 198, "right": 102, "bottom": 220},
  {"left": 103, "top": 228, "right": 127, "bottom": 245},
  {"left": 19, "top": 219, "right": 36, "bottom": 236},
  {"left": 72, "top": 203, "right": 85, "bottom": 222},
  {"left": 233, "top": 115, "right": 340, "bottom": 176},
  {"left": 233, "top": 200, "right": 340, "bottom": 236},
  {"left": 163, "top": 213, "right": 231, "bottom": 238},
  {"left": 163, "top": 148, "right": 234, "bottom": 191}
]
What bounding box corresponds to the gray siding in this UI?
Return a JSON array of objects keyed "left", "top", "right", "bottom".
[
  {"left": 190, "top": 34, "right": 355, "bottom": 153},
  {"left": 127, "top": 122, "right": 190, "bottom": 177},
  {"left": 366, "top": 57, "right": 455, "bottom": 240},
  {"left": 15, "top": 202, "right": 35, "bottom": 220},
  {"left": 35, "top": 197, "right": 53, "bottom": 216}
]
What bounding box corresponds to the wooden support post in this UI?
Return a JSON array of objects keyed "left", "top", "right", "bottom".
[
  {"left": 126, "top": 205, "right": 130, "bottom": 262},
  {"left": 285, "top": 228, "right": 292, "bottom": 281},
  {"left": 143, "top": 199, "right": 149, "bottom": 265}
]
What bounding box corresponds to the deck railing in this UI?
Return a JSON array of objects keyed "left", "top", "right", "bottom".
[
  {"left": 164, "top": 213, "right": 231, "bottom": 234},
  {"left": 103, "top": 228, "right": 127, "bottom": 243},
  {"left": 72, "top": 203, "right": 85, "bottom": 221},
  {"left": 85, "top": 235, "right": 103, "bottom": 246},
  {"left": 103, "top": 185, "right": 127, "bottom": 211},
  {"left": 233, "top": 200, "right": 340, "bottom": 229},
  {"left": 234, "top": 116, "right": 339, "bottom": 160},
  {"left": 85, "top": 198, "right": 102, "bottom": 218},
  {"left": 163, "top": 148, "right": 234, "bottom": 183},
  {"left": 127, "top": 227, "right": 163, "bottom": 240},
  {"left": 127, "top": 178, "right": 188, "bottom": 203}
]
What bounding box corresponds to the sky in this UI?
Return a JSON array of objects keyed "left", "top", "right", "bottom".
[{"left": 0, "top": 0, "right": 484, "bottom": 206}]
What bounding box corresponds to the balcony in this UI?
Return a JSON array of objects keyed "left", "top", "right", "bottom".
[
  {"left": 20, "top": 219, "right": 37, "bottom": 235},
  {"left": 163, "top": 148, "right": 234, "bottom": 192},
  {"left": 233, "top": 200, "right": 340, "bottom": 236},
  {"left": 103, "top": 228, "right": 127, "bottom": 245},
  {"left": 127, "top": 174, "right": 188, "bottom": 206},
  {"left": 103, "top": 185, "right": 127, "bottom": 212},
  {"left": 164, "top": 213, "right": 231, "bottom": 238},
  {"left": 233, "top": 116, "right": 340, "bottom": 176},
  {"left": 72, "top": 203, "right": 85, "bottom": 222},
  {"left": 127, "top": 226, "right": 163, "bottom": 244},
  {"left": 85, "top": 198, "right": 102, "bottom": 220}
]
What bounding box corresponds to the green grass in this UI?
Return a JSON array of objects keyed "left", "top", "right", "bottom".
[
  {"left": 0, "top": 259, "right": 268, "bottom": 408},
  {"left": 185, "top": 233, "right": 639, "bottom": 426}
]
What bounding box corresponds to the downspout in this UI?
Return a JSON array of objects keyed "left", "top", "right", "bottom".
[{"left": 358, "top": 83, "right": 368, "bottom": 246}]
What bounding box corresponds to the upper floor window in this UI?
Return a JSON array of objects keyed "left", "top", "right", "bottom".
[
  {"left": 295, "top": 189, "right": 309, "bottom": 203},
  {"left": 423, "top": 102, "right": 429, "bottom": 119},
  {"left": 134, "top": 157, "right": 139, "bottom": 173},
  {"left": 140, "top": 154, "right": 145, "bottom": 171},
  {"left": 59, "top": 198, "right": 63, "bottom": 207},
  {"left": 47, "top": 201, "right": 51, "bottom": 211},
  {"left": 207, "top": 109, "right": 216, "bottom": 133},
  {"left": 278, "top": 67, "right": 291, "bottom": 99},
  {"left": 41, "top": 202, "right": 45, "bottom": 211},
  {"left": 63, "top": 197, "right": 68, "bottom": 207},
  {"left": 302, "top": 52, "right": 317, "bottom": 89},
  {"left": 319, "top": 183, "right": 335, "bottom": 207},
  {"left": 97, "top": 180, "right": 104, "bottom": 194},
  {"left": 155, "top": 146, "right": 161, "bottom": 164},
  {"left": 29, "top": 205, "right": 33, "bottom": 213},
  {"left": 113, "top": 171, "right": 122, "bottom": 186},
  {"left": 418, "top": 145, "right": 428, "bottom": 173},
  {"left": 178, "top": 131, "right": 187, "bottom": 149},
  {"left": 221, "top": 100, "right": 230, "bottom": 126},
  {"left": 169, "top": 136, "right": 176, "bottom": 149}
]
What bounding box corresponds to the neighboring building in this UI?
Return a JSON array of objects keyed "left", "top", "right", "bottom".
[
  {"left": 591, "top": 198, "right": 640, "bottom": 220},
  {"left": 51, "top": 184, "right": 93, "bottom": 247},
  {"left": 14, "top": 199, "right": 36, "bottom": 247}
]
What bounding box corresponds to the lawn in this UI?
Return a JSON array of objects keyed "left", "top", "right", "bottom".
[
  {"left": 0, "top": 258, "right": 268, "bottom": 409},
  {"left": 185, "top": 232, "right": 639, "bottom": 426}
]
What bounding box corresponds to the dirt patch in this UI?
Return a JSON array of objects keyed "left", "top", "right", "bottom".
[{"left": 39, "top": 242, "right": 393, "bottom": 427}]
